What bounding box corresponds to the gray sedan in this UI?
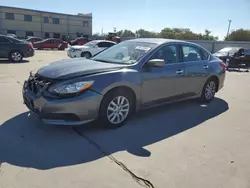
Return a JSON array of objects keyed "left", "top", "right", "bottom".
[{"left": 22, "top": 38, "right": 226, "bottom": 128}]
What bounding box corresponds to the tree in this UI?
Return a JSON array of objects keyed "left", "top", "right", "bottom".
[
  {"left": 117, "top": 30, "right": 135, "bottom": 37},
  {"left": 201, "top": 29, "right": 218, "bottom": 41},
  {"left": 160, "top": 28, "right": 199, "bottom": 40},
  {"left": 226, "top": 29, "right": 250, "bottom": 41},
  {"left": 159, "top": 28, "right": 218, "bottom": 40},
  {"left": 135, "top": 29, "right": 159, "bottom": 38}
]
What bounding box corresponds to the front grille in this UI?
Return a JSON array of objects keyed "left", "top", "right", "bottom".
[
  {"left": 23, "top": 95, "right": 40, "bottom": 115},
  {"left": 27, "top": 73, "right": 51, "bottom": 96}
]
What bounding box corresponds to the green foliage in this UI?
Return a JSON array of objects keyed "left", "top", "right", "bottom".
[
  {"left": 115, "top": 28, "right": 218, "bottom": 40},
  {"left": 117, "top": 29, "right": 136, "bottom": 37},
  {"left": 160, "top": 28, "right": 218, "bottom": 40},
  {"left": 226, "top": 29, "right": 250, "bottom": 41},
  {"left": 135, "top": 29, "right": 160, "bottom": 38}
]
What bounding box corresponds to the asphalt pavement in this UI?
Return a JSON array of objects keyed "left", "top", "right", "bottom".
[{"left": 0, "top": 51, "right": 250, "bottom": 188}]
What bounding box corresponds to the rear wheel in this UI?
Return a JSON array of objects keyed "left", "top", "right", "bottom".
[
  {"left": 58, "top": 44, "right": 65, "bottom": 51},
  {"left": 99, "top": 89, "right": 133, "bottom": 129},
  {"left": 9, "top": 51, "right": 23, "bottom": 62},
  {"left": 81, "top": 52, "right": 91, "bottom": 59},
  {"left": 199, "top": 78, "right": 217, "bottom": 103}
]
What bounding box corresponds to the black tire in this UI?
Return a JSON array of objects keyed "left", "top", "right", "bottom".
[
  {"left": 58, "top": 44, "right": 65, "bottom": 51},
  {"left": 8, "top": 51, "right": 23, "bottom": 62},
  {"left": 99, "top": 89, "right": 134, "bottom": 129},
  {"left": 199, "top": 78, "right": 217, "bottom": 103},
  {"left": 81, "top": 52, "right": 91, "bottom": 59}
]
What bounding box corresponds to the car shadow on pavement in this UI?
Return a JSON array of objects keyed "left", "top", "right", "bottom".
[
  {"left": 0, "top": 98, "right": 229, "bottom": 170},
  {"left": 0, "top": 59, "right": 29, "bottom": 64}
]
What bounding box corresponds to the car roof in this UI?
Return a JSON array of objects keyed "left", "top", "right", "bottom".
[
  {"left": 44, "top": 38, "right": 61, "bottom": 40},
  {"left": 0, "top": 35, "right": 14, "bottom": 39},
  {"left": 90, "top": 40, "right": 116, "bottom": 44},
  {"left": 28, "top": 36, "right": 42, "bottom": 39},
  {"left": 125, "top": 38, "right": 201, "bottom": 46}
]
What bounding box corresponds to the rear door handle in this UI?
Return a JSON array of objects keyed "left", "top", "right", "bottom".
[
  {"left": 176, "top": 70, "right": 184, "bottom": 74},
  {"left": 204, "top": 65, "right": 209, "bottom": 69}
]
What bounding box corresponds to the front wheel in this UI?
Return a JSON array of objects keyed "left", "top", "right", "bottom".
[
  {"left": 199, "top": 78, "right": 217, "bottom": 103},
  {"left": 99, "top": 90, "right": 133, "bottom": 129},
  {"left": 9, "top": 51, "right": 23, "bottom": 62},
  {"left": 81, "top": 52, "right": 91, "bottom": 59}
]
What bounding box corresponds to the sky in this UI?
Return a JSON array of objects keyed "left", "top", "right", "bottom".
[{"left": 1, "top": 0, "right": 250, "bottom": 40}]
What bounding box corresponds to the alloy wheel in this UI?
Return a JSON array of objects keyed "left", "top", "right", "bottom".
[
  {"left": 205, "top": 81, "right": 216, "bottom": 100},
  {"left": 107, "top": 96, "right": 130, "bottom": 124},
  {"left": 11, "top": 52, "right": 22, "bottom": 62}
]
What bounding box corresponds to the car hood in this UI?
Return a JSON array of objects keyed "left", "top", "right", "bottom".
[{"left": 36, "top": 58, "right": 126, "bottom": 79}]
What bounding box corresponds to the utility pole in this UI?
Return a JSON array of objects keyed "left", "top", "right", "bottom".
[{"left": 226, "top": 20, "right": 232, "bottom": 39}]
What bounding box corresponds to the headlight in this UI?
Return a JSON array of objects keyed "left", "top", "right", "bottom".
[{"left": 53, "top": 81, "right": 94, "bottom": 94}]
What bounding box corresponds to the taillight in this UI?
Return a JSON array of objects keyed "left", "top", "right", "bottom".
[
  {"left": 220, "top": 62, "right": 227, "bottom": 71},
  {"left": 28, "top": 42, "right": 33, "bottom": 48}
]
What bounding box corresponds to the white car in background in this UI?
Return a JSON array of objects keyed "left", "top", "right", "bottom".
[{"left": 67, "top": 40, "right": 116, "bottom": 58}]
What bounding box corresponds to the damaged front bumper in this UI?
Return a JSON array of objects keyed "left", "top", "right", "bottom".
[{"left": 22, "top": 75, "right": 103, "bottom": 125}]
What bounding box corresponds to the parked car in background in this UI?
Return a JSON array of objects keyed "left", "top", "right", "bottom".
[
  {"left": 105, "top": 32, "right": 121, "bottom": 43},
  {"left": 213, "top": 47, "right": 250, "bottom": 67},
  {"left": 25, "top": 36, "right": 43, "bottom": 44},
  {"left": 23, "top": 38, "right": 226, "bottom": 128},
  {"left": 6, "top": 34, "right": 17, "bottom": 38},
  {"left": 67, "top": 40, "right": 116, "bottom": 58},
  {"left": 0, "top": 35, "right": 34, "bottom": 62},
  {"left": 33, "top": 38, "right": 68, "bottom": 50},
  {"left": 69, "top": 37, "right": 91, "bottom": 46}
]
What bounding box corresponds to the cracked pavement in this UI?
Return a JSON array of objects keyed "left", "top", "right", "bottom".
[{"left": 0, "top": 51, "right": 250, "bottom": 188}]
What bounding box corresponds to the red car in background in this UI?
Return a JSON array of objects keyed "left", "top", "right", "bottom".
[
  {"left": 69, "top": 37, "right": 91, "bottom": 46},
  {"left": 33, "top": 38, "right": 68, "bottom": 50}
]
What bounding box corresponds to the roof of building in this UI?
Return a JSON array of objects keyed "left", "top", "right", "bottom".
[{"left": 0, "top": 5, "right": 92, "bottom": 18}]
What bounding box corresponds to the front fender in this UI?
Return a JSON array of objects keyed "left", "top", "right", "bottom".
[{"left": 86, "top": 68, "right": 141, "bottom": 101}]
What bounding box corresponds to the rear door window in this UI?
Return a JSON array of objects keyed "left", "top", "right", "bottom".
[
  {"left": 182, "top": 45, "right": 202, "bottom": 62},
  {"left": 55, "top": 39, "right": 62, "bottom": 44}
]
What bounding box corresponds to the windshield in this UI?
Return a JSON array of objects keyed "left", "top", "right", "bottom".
[
  {"left": 218, "top": 47, "right": 240, "bottom": 53},
  {"left": 92, "top": 41, "right": 157, "bottom": 64},
  {"left": 84, "top": 41, "right": 99, "bottom": 47}
]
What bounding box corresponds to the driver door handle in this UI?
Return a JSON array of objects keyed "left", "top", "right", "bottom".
[
  {"left": 176, "top": 70, "right": 184, "bottom": 74},
  {"left": 204, "top": 65, "right": 209, "bottom": 69}
]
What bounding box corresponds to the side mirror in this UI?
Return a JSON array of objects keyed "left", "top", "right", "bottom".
[{"left": 147, "top": 59, "right": 165, "bottom": 67}]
